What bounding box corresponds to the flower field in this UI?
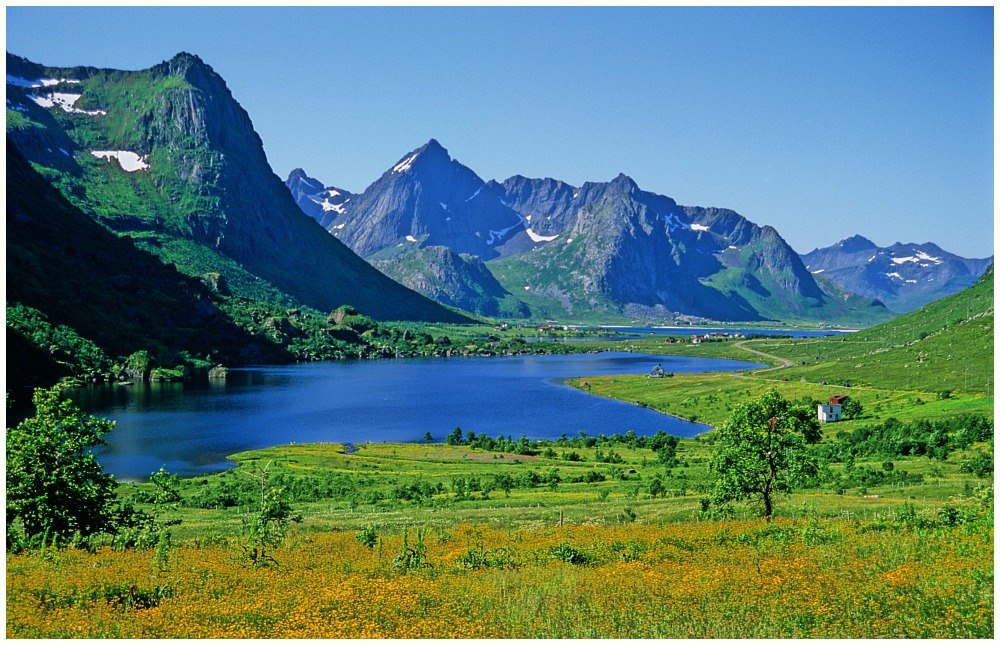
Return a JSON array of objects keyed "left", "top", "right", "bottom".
[{"left": 7, "top": 518, "right": 992, "bottom": 638}]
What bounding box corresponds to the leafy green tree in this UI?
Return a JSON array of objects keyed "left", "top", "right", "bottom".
[
  {"left": 493, "top": 473, "right": 515, "bottom": 497},
  {"left": 656, "top": 442, "right": 679, "bottom": 467},
  {"left": 710, "top": 390, "right": 821, "bottom": 519},
  {"left": 6, "top": 386, "right": 119, "bottom": 545},
  {"left": 959, "top": 449, "right": 993, "bottom": 479},
  {"left": 445, "top": 426, "right": 464, "bottom": 445},
  {"left": 841, "top": 397, "right": 863, "bottom": 420},
  {"left": 647, "top": 474, "right": 666, "bottom": 499}
]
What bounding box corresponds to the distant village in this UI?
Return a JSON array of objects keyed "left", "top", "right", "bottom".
[{"left": 663, "top": 332, "right": 745, "bottom": 345}]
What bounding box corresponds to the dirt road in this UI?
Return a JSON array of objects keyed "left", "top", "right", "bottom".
[{"left": 733, "top": 340, "right": 793, "bottom": 371}]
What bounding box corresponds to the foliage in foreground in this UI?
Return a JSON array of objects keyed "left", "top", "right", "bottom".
[
  {"left": 710, "top": 390, "right": 822, "bottom": 517},
  {"left": 6, "top": 387, "right": 119, "bottom": 545},
  {"left": 6, "top": 513, "right": 992, "bottom": 638}
]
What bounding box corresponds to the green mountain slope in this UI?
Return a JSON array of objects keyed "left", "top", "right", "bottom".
[
  {"left": 759, "top": 266, "right": 994, "bottom": 394},
  {"left": 6, "top": 52, "right": 468, "bottom": 324},
  {"left": 6, "top": 138, "right": 292, "bottom": 389},
  {"left": 369, "top": 246, "right": 530, "bottom": 318}
]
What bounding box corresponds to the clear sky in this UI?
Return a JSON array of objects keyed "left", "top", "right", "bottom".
[{"left": 6, "top": 5, "right": 995, "bottom": 257}]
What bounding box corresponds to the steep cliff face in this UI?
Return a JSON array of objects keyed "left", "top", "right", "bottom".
[
  {"left": 324, "top": 140, "right": 531, "bottom": 260},
  {"left": 7, "top": 52, "right": 467, "bottom": 323},
  {"left": 6, "top": 138, "right": 280, "bottom": 369}
]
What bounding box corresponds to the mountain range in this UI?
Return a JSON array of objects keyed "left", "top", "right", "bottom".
[
  {"left": 9, "top": 47, "right": 986, "bottom": 360},
  {"left": 287, "top": 141, "right": 891, "bottom": 325},
  {"left": 801, "top": 236, "right": 993, "bottom": 313}
]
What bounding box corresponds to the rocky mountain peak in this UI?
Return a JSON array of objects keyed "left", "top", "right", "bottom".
[
  {"left": 286, "top": 168, "right": 325, "bottom": 193},
  {"left": 388, "top": 138, "right": 453, "bottom": 176},
  {"left": 836, "top": 234, "right": 878, "bottom": 253},
  {"left": 419, "top": 138, "right": 448, "bottom": 156},
  {"left": 609, "top": 173, "right": 639, "bottom": 194}
]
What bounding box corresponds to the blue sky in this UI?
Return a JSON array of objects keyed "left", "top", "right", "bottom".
[{"left": 6, "top": 5, "right": 994, "bottom": 257}]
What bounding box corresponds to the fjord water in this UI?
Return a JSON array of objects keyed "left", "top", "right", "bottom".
[{"left": 71, "top": 352, "right": 762, "bottom": 480}]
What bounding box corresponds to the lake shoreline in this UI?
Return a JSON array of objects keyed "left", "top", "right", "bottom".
[{"left": 75, "top": 352, "right": 765, "bottom": 480}]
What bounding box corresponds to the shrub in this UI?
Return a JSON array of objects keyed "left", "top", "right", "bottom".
[
  {"left": 959, "top": 449, "right": 993, "bottom": 479},
  {"left": 549, "top": 542, "right": 591, "bottom": 565},
  {"left": 356, "top": 525, "right": 379, "bottom": 549},
  {"left": 6, "top": 387, "right": 118, "bottom": 547}
]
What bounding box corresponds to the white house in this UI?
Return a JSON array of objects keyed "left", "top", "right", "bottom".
[
  {"left": 817, "top": 395, "right": 847, "bottom": 423},
  {"left": 817, "top": 403, "right": 842, "bottom": 423}
]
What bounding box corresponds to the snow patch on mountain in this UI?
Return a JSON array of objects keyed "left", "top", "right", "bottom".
[
  {"left": 392, "top": 154, "right": 419, "bottom": 174},
  {"left": 526, "top": 228, "right": 558, "bottom": 243},
  {"left": 690, "top": 223, "right": 710, "bottom": 232},
  {"left": 319, "top": 198, "right": 346, "bottom": 214},
  {"left": 465, "top": 186, "right": 483, "bottom": 202},
  {"left": 892, "top": 251, "right": 942, "bottom": 266},
  {"left": 487, "top": 214, "right": 527, "bottom": 245},
  {"left": 90, "top": 150, "right": 149, "bottom": 172},
  {"left": 7, "top": 75, "right": 80, "bottom": 88},
  {"left": 30, "top": 93, "right": 105, "bottom": 115}
]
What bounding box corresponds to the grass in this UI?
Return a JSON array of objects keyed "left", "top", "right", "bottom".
[
  {"left": 100, "top": 428, "right": 991, "bottom": 545},
  {"left": 7, "top": 513, "right": 992, "bottom": 638},
  {"left": 569, "top": 268, "right": 993, "bottom": 427},
  {"left": 569, "top": 370, "right": 993, "bottom": 430}
]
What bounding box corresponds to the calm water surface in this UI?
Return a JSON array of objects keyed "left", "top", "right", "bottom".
[{"left": 71, "top": 352, "right": 762, "bottom": 480}]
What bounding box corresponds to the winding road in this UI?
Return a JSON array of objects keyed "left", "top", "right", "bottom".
[{"left": 733, "top": 340, "right": 793, "bottom": 372}]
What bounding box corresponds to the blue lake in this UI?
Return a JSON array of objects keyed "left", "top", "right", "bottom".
[{"left": 71, "top": 352, "right": 762, "bottom": 480}]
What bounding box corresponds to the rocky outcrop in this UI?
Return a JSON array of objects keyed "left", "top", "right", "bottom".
[
  {"left": 371, "top": 246, "right": 530, "bottom": 318},
  {"left": 208, "top": 364, "right": 228, "bottom": 379}
]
